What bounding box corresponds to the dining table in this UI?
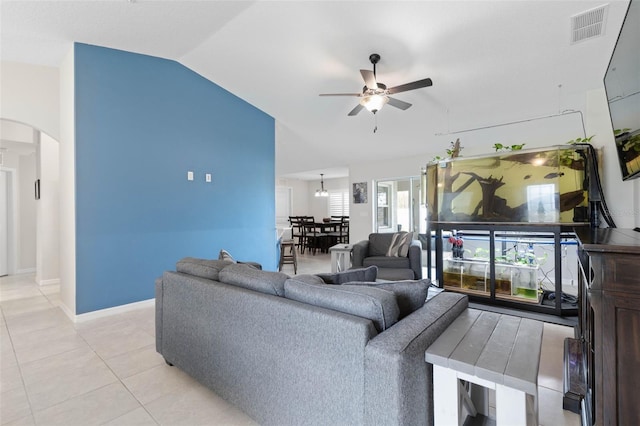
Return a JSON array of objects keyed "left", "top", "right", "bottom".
[{"left": 303, "top": 221, "right": 342, "bottom": 254}]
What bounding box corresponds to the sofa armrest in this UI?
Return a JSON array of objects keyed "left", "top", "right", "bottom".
[
  {"left": 364, "top": 292, "right": 468, "bottom": 426},
  {"left": 155, "top": 277, "right": 164, "bottom": 355},
  {"left": 351, "top": 240, "right": 370, "bottom": 268},
  {"left": 408, "top": 240, "right": 423, "bottom": 279}
]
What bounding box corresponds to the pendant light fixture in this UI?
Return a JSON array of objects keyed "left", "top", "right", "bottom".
[{"left": 315, "top": 173, "right": 329, "bottom": 197}]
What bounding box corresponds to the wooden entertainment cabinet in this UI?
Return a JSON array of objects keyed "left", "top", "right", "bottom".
[{"left": 568, "top": 228, "right": 640, "bottom": 425}]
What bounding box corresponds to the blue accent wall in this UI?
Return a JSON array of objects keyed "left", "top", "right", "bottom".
[{"left": 74, "top": 43, "right": 276, "bottom": 314}]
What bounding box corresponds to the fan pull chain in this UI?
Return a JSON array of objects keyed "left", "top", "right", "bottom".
[{"left": 373, "top": 114, "right": 378, "bottom": 133}]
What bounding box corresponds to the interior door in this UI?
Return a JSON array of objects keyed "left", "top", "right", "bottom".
[{"left": 0, "top": 170, "right": 8, "bottom": 276}]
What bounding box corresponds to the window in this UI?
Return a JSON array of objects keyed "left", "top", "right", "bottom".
[
  {"left": 329, "top": 190, "right": 349, "bottom": 216},
  {"left": 526, "top": 184, "right": 557, "bottom": 222},
  {"left": 376, "top": 184, "right": 391, "bottom": 229}
]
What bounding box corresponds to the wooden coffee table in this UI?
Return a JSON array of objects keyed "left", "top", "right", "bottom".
[{"left": 425, "top": 309, "right": 543, "bottom": 426}]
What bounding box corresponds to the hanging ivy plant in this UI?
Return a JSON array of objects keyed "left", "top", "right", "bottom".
[{"left": 493, "top": 143, "right": 526, "bottom": 152}]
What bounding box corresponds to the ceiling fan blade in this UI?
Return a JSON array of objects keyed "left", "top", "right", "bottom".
[
  {"left": 360, "top": 69, "right": 378, "bottom": 90},
  {"left": 319, "top": 93, "right": 361, "bottom": 97},
  {"left": 387, "top": 97, "right": 412, "bottom": 110},
  {"left": 348, "top": 104, "right": 365, "bottom": 116},
  {"left": 387, "top": 78, "right": 433, "bottom": 95}
]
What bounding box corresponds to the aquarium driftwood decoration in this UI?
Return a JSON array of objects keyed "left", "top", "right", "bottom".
[
  {"left": 462, "top": 172, "right": 507, "bottom": 219},
  {"left": 440, "top": 139, "right": 469, "bottom": 219},
  {"left": 559, "top": 190, "right": 585, "bottom": 212}
]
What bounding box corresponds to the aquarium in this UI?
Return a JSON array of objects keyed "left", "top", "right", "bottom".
[{"left": 426, "top": 145, "right": 590, "bottom": 224}]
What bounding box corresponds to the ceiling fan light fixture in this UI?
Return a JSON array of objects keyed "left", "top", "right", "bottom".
[
  {"left": 315, "top": 173, "right": 329, "bottom": 197},
  {"left": 361, "top": 94, "right": 389, "bottom": 114}
]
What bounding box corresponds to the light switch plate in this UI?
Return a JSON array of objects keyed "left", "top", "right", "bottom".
[
  {"left": 205, "top": 173, "right": 212, "bottom": 182},
  {"left": 187, "top": 171, "right": 194, "bottom": 181}
]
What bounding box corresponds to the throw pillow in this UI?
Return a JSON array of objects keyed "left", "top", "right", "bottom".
[
  {"left": 386, "top": 232, "right": 413, "bottom": 257},
  {"left": 343, "top": 278, "right": 430, "bottom": 319},
  {"left": 176, "top": 257, "right": 233, "bottom": 281},
  {"left": 316, "top": 266, "right": 378, "bottom": 284},
  {"left": 218, "top": 249, "right": 237, "bottom": 263},
  {"left": 284, "top": 278, "right": 400, "bottom": 332}
]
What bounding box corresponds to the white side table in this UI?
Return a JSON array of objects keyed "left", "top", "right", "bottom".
[
  {"left": 425, "top": 309, "right": 543, "bottom": 426},
  {"left": 329, "top": 244, "right": 352, "bottom": 273}
]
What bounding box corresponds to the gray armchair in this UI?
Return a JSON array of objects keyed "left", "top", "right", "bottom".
[{"left": 351, "top": 233, "right": 423, "bottom": 281}]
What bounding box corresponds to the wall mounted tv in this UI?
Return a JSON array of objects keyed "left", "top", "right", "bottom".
[{"left": 604, "top": 0, "right": 640, "bottom": 180}]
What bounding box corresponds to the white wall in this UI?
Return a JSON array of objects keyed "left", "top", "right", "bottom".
[
  {"left": 276, "top": 178, "right": 310, "bottom": 218},
  {"left": 307, "top": 177, "right": 349, "bottom": 221},
  {"left": 36, "top": 132, "right": 60, "bottom": 285},
  {"left": 0, "top": 61, "right": 59, "bottom": 139},
  {"left": 276, "top": 176, "right": 349, "bottom": 223},
  {"left": 59, "top": 49, "right": 76, "bottom": 316},
  {"left": 586, "top": 88, "right": 639, "bottom": 228}
]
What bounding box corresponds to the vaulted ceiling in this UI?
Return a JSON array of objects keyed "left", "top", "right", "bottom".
[{"left": 1, "top": 1, "right": 631, "bottom": 179}]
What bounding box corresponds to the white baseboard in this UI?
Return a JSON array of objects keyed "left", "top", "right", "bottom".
[
  {"left": 38, "top": 278, "right": 60, "bottom": 286},
  {"left": 72, "top": 298, "right": 155, "bottom": 323},
  {"left": 16, "top": 268, "right": 36, "bottom": 275}
]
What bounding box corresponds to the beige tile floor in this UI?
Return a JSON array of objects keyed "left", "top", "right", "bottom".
[{"left": 1, "top": 252, "right": 580, "bottom": 426}]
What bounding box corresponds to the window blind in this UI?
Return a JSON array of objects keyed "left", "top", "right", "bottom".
[{"left": 329, "top": 190, "right": 349, "bottom": 216}]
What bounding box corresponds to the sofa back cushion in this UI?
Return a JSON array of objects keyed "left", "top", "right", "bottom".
[
  {"left": 176, "top": 257, "right": 233, "bottom": 281},
  {"left": 343, "top": 279, "right": 430, "bottom": 319},
  {"left": 284, "top": 277, "right": 400, "bottom": 332},
  {"left": 218, "top": 263, "right": 289, "bottom": 296},
  {"left": 316, "top": 266, "right": 378, "bottom": 284}
]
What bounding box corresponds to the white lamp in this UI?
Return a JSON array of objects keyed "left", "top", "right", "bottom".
[
  {"left": 315, "top": 173, "right": 329, "bottom": 197},
  {"left": 360, "top": 94, "right": 389, "bottom": 114}
]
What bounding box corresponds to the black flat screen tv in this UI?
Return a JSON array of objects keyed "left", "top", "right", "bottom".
[{"left": 604, "top": 0, "right": 640, "bottom": 180}]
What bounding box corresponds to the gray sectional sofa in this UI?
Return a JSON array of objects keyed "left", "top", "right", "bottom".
[{"left": 155, "top": 258, "right": 468, "bottom": 426}]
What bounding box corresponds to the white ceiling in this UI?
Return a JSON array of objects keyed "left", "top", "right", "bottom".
[{"left": 0, "top": 0, "right": 631, "bottom": 180}]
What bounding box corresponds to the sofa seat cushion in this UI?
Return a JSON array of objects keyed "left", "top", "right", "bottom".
[
  {"left": 218, "top": 263, "right": 289, "bottom": 296},
  {"left": 343, "top": 279, "right": 430, "bottom": 319},
  {"left": 363, "top": 256, "right": 410, "bottom": 269},
  {"left": 317, "top": 266, "right": 378, "bottom": 284},
  {"left": 284, "top": 277, "right": 400, "bottom": 332},
  {"left": 176, "top": 257, "right": 233, "bottom": 281}
]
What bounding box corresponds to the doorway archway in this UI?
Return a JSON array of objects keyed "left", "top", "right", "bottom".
[{"left": 1, "top": 118, "right": 60, "bottom": 283}]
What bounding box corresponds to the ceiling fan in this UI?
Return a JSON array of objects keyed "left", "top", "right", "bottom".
[{"left": 320, "top": 53, "right": 433, "bottom": 116}]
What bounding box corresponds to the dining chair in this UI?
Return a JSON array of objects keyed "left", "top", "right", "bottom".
[
  {"left": 302, "top": 217, "right": 327, "bottom": 255},
  {"left": 328, "top": 216, "right": 349, "bottom": 245},
  {"left": 288, "top": 216, "right": 305, "bottom": 252}
]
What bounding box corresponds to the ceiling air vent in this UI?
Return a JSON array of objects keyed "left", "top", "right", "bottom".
[{"left": 571, "top": 4, "right": 608, "bottom": 44}]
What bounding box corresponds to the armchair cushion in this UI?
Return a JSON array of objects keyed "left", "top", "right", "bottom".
[
  {"left": 368, "top": 233, "right": 396, "bottom": 256},
  {"left": 363, "top": 256, "right": 410, "bottom": 270}
]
